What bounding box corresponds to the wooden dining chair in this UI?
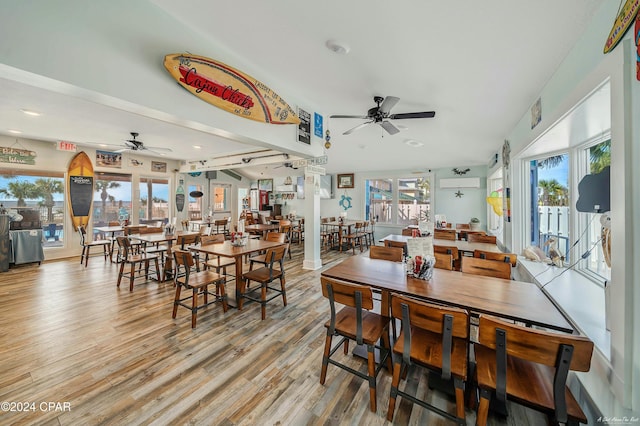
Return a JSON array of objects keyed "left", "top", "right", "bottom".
[
  {"left": 460, "top": 256, "right": 511, "bottom": 280},
  {"left": 319, "top": 277, "right": 392, "bottom": 413},
  {"left": 387, "top": 294, "right": 469, "bottom": 424},
  {"left": 369, "top": 245, "right": 403, "bottom": 262},
  {"left": 278, "top": 220, "right": 293, "bottom": 259},
  {"left": 172, "top": 249, "right": 227, "bottom": 328},
  {"left": 458, "top": 230, "right": 486, "bottom": 241},
  {"left": 455, "top": 223, "right": 470, "bottom": 230},
  {"left": 475, "top": 315, "right": 593, "bottom": 426},
  {"left": 77, "top": 225, "right": 111, "bottom": 267},
  {"left": 384, "top": 239, "right": 407, "bottom": 257},
  {"left": 434, "top": 229, "right": 456, "bottom": 240},
  {"left": 248, "top": 232, "right": 287, "bottom": 270},
  {"left": 343, "top": 221, "right": 367, "bottom": 254},
  {"left": 291, "top": 218, "right": 304, "bottom": 244},
  {"left": 139, "top": 226, "right": 168, "bottom": 257},
  {"left": 434, "top": 252, "right": 454, "bottom": 270},
  {"left": 213, "top": 219, "right": 229, "bottom": 238},
  {"left": 473, "top": 249, "right": 517, "bottom": 267},
  {"left": 200, "top": 234, "right": 235, "bottom": 277},
  {"left": 241, "top": 244, "right": 288, "bottom": 320},
  {"left": 401, "top": 227, "right": 414, "bottom": 236},
  {"left": 434, "top": 244, "right": 460, "bottom": 270},
  {"left": 467, "top": 233, "right": 497, "bottom": 244},
  {"left": 115, "top": 236, "right": 161, "bottom": 291}
]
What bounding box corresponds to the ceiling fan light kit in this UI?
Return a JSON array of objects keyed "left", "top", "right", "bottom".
[
  {"left": 330, "top": 96, "right": 435, "bottom": 135},
  {"left": 117, "top": 132, "right": 173, "bottom": 154}
]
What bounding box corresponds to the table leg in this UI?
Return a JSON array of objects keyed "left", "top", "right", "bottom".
[{"left": 235, "top": 256, "right": 244, "bottom": 310}]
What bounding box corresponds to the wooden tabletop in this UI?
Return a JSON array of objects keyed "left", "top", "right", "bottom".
[
  {"left": 380, "top": 234, "right": 502, "bottom": 254},
  {"left": 325, "top": 220, "right": 359, "bottom": 227},
  {"left": 321, "top": 255, "right": 573, "bottom": 333},
  {"left": 194, "top": 238, "right": 284, "bottom": 258},
  {"left": 244, "top": 223, "right": 280, "bottom": 233},
  {"left": 129, "top": 231, "right": 198, "bottom": 244}
]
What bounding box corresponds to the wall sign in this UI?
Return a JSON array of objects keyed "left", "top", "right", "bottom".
[
  {"left": 314, "top": 112, "right": 323, "bottom": 138},
  {"left": 298, "top": 108, "right": 311, "bottom": 144},
  {"left": 164, "top": 53, "right": 300, "bottom": 125},
  {"left": 603, "top": 0, "right": 640, "bottom": 53},
  {"left": 0, "top": 146, "right": 36, "bottom": 165}
]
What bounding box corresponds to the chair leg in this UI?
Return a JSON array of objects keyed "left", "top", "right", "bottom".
[
  {"left": 476, "top": 388, "right": 491, "bottom": 426},
  {"left": 280, "top": 276, "right": 287, "bottom": 307},
  {"left": 219, "top": 281, "right": 228, "bottom": 312},
  {"left": 367, "top": 344, "right": 377, "bottom": 412},
  {"left": 172, "top": 284, "right": 181, "bottom": 318},
  {"left": 117, "top": 262, "right": 125, "bottom": 287},
  {"left": 84, "top": 247, "right": 90, "bottom": 267},
  {"left": 261, "top": 282, "right": 267, "bottom": 320},
  {"left": 320, "top": 332, "right": 333, "bottom": 385},
  {"left": 129, "top": 262, "right": 136, "bottom": 291},
  {"left": 387, "top": 360, "right": 403, "bottom": 421},
  {"left": 454, "top": 377, "right": 465, "bottom": 422},
  {"left": 191, "top": 287, "right": 198, "bottom": 328},
  {"left": 154, "top": 259, "right": 160, "bottom": 281}
]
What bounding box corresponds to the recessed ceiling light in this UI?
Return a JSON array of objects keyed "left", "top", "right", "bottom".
[
  {"left": 20, "top": 109, "right": 41, "bottom": 116},
  {"left": 193, "top": 145, "right": 201, "bottom": 149},
  {"left": 325, "top": 39, "right": 350, "bottom": 55},
  {"left": 404, "top": 139, "right": 424, "bottom": 147},
  {"left": 99, "top": 144, "right": 108, "bottom": 147},
  {"left": 8, "top": 129, "right": 22, "bottom": 134}
]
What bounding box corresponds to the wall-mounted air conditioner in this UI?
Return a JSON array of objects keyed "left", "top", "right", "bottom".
[{"left": 439, "top": 177, "right": 481, "bottom": 189}]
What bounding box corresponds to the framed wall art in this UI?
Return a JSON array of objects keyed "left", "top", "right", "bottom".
[
  {"left": 337, "top": 173, "right": 354, "bottom": 189},
  {"left": 258, "top": 178, "right": 273, "bottom": 191}
]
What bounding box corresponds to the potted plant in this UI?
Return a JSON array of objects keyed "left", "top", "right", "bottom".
[{"left": 469, "top": 217, "right": 481, "bottom": 231}]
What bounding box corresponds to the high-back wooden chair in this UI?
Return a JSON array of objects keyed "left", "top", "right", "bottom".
[
  {"left": 172, "top": 249, "right": 227, "bottom": 328},
  {"left": 455, "top": 223, "right": 470, "bottom": 230},
  {"left": 434, "top": 252, "right": 454, "bottom": 270},
  {"left": 475, "top": 315, "right": 593, "bottom": 426},
  {"left": 115, "top": 236, "right": 161, "bottom": 291},
  {"left": 213, "top": 219, "right": 229, "bottom": 238},
  {"left": 176, "top": 233, "right": 200, "bottom": 250},
  {"left": 291, "top": 218, "right": 304, "bottom": 244},
  {"left": 278, "top": 220, "right": 293, "bottom": 259},
  {"left": 241, "top": 244, "right": 288, "bottom": 320},
  {"left": 343, "top": 222, "right": 367, "bottom": 254},
  {"left": 460, "top": 256, "right": 511, "bottom": 280},
  {"left": 78, "top": 225, "right": 111, "bottom": 267},
  {"left": 369, "top": 245, "right": 403, "bottom": 262},
  {"left": 434, "top": 244, "right": 460, "bottom": 270},
  {"left": 248, "top": 232, "right": 287, "bottom": 271},
  {"left": 139, "top": 226, "right": 168, "bottom": 257},
  {"left": 401, "top": 227, "right": 414, "bottom": 236},
  {"left": 473, "top": 249, "right": 517, "bottom": 267},
  {"left": 434, "top": 229, "right": 456, "bottom": 240},
  {"left": 200, "top": 234, "right": 235, "bottom": 276},
  {"left": 319, "top": 277, "right": 392, "bottom": 413},
  {"left": 467, "top": 233, "right": 497, "bottom": 244},
  {"left": 458, "top": 230, "right": 486, "bottom": 241},
  {"left": 387, "top": 294, "right": 469, "bottom": 423}
]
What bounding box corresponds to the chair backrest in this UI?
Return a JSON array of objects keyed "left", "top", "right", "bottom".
[
  {"left": 369, "top": 245, "right": 403, "bottom": 262},
  {"left": 477, "top": 315, "right": 593, "bottom": 422},
  {"left": 108, "top": 221, "right": 120, "bottom": 226},
  {"left": 456, "top": 223, "right": 470, "bottom": 230},
  {"left": 434, "top": 244, "right": 460, "bottom": 260},
  {"left": 139, "top": 226, "right": 163, "bottom": 234},
  {"left": 434, "top": 229, "right": 456, "bottom": 240},
  {"left": 177, "top": 233, "right": 200, "bottom": 249},
  {"left": 434, "top": 253, "right": 453, "bottom": 270},
  {"left": 199, "top": 226, "right": 212, "bottom": 236},
  {"left": 460, "top": 256, "right": 511, "bottom": 280},
  {"left": 264, "top": 232, "right": 286, "bottom": 243},
  {"left": 321, "top": 277, "right": 375, "bottom": 346},
  {"left": 173, "top": 248, "right": 197, "bottom": 280},
  {"left": 263, "top": 244, "right": 288, "bottom": 271},
  {"left": 124, "top": 226, "right": 143, "bottom": 235},
  {"left": 116, "top": 236, "right": 132, "bottom": 257},
  {"left": 200, "top": 234, "right": 225, "bottom": 245},
  {"left": 458, "top": 230, "right": 486, "bottom": 241},
  {"left": 384, "top": 239, "right": 407, "bottom": 256},
  {"left": 401, "top": 228, "right": 414, "bottom": 236},
  {"left": 181, "top": 220, "right": 190, "bottom": 230},
  {"left": 467, "top": 233, "right": 497, "bottom": 244},
  {"left": 78, "top": 225, "right": 88, "bottom": 245},
  {"left": 474, "top": 250, "right": 517, "bottom": 267}
]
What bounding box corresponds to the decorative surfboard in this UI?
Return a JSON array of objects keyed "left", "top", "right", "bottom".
[
  {"left": 176, "top": 179, "right": 185, "bottom": 213},
  {"left": 603, "top": 0, "right": 640, "bottom": 53},
  {"left": 636, "top": 13, "right": 640, "bottom": 80},
  {"left": 67, "top": 151, "right": 94, "bottom": 231},
  {"left": 164, "top": 53, "right": 300, "bottom": 125}
]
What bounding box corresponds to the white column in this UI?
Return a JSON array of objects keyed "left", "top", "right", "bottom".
[{"left": 303, "top": 174, "right": 322, "bottom": 270}]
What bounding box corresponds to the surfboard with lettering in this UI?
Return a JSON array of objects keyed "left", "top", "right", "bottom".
[
  {"left": 164, "top": 53, "right": 300, "bottom": 125},
  {"left": 603, "top": 0, "right": 640, "bottom": 53},
  {"left": 67, "top": 151, "right": 94, "bottom": 231}
]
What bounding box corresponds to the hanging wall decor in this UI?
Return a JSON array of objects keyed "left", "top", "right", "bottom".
[
  {"left": 164, "top": 53, "right": 300, "bottom": 125},
  {"left": 603, "top": 0, "right": 640, "bottom": 54}
]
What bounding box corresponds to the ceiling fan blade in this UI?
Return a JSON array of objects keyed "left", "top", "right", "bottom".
[
  {"left": 145, "top": 146, "right": 173, "bottom": 152},
  {"left": 380, "top": 121, "right": 400, "bottom": 135},
  {"left": 330, "top": 114, "right": 369, "bottom": 119},
  {"left": 343, "top": 121, "right": 374, "bottom": 135},
  {"left": 389, "top": 111, "right": 436, "bottom": 120},
  {"left": 379, "top": 96, "right": 400, "bottom": 114},
  {"left": 114, "top": 148, "right": 128, "bottom": 153}
]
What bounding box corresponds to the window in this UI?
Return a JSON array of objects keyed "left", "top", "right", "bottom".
[
  {"left": 188, "top": 184, "right": 203, "bottom": 220},
  {"left": 365, "top": 176, "right": 431, "bottom": 225},
  {"left": 530, "top": 153, "right": 570, "bottom": 261},
  {"left": 0, "top": 169, "right": 65, "bottom": 247},
  {"left": 579, "top": 138, "right": 611, "bottom": 281},
  {"left": 139, "top": 177, "right": 169, "bottom": 224},
  {"left": 210, "top": 182, "right": 231, "bottom": 216},
  {"left": 93, "top": 172, "right": 132, "bottom": 227}
]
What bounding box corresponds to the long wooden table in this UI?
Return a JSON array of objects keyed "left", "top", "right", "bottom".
[
  {"left": 129, "top": 231, "right": 199, "bottom": 281},
  {"left": 193, "top": 239, "right": 286, "bottom": 308},
  {"left": 321, "top": 255, "right": 573, "bottom": 333},
  {"left": 380, "top": 234, "right": 502, "bottom": 255}
]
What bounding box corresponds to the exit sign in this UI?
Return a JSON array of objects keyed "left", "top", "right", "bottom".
[{"left": 57, "top": 141, "right": 77, "bottom": 152}]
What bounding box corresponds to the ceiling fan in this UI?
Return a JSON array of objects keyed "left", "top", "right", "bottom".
[
  {"left": 274, "top": 161, "right": 298, "bottom": 170},
  {"left": 115, "top": 132, "right": 173, "bottom": 154},
  {"left": 330, "top": 96, "right": 435, "bottom": 135}
]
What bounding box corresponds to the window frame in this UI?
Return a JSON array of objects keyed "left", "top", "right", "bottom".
[{"left": 364, "top": 175, "right": 432, "bottom": 226}]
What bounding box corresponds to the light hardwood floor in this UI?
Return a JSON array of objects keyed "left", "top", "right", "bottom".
[{"left": 0, "top": 243, "right": 546, "bottom": 425}]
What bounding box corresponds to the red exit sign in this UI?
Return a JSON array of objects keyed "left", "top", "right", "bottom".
[{"left": 57, "top": 141, "right": 77, "bottom": 152}]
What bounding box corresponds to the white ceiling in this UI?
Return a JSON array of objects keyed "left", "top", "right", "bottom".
[{"left": 0, "top": 0, "right": 604, "bottom": 179}]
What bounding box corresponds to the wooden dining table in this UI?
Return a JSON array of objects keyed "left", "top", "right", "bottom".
[
  {"left": 380, "top": 234, "right": 502, "bottom": 255},
  {"left": 244, "top": 223, "right": 280, "bottom": 238},
  {"left": 129, "top": 231, "right": 200, "bottom": 281},
  {"left": 193, "top": 239, "right": 286, "bottom": 308},
  {"left": 321, "top": 255, "right": 574, "bottom": 333}
]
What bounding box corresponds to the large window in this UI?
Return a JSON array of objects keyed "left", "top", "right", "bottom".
[
  {"left": 139, "top": 177, "right": 169, "bottom": 224},
  {"left": 188, "top": 184, "right": 203, "bottom": 220},
  {"left": 365, "top": 177, "right": 431, "bottom": 225},
  {"left": 93, "top": 172, "right": 132, "bottom": 227},
  {"left": 0, "top": 169, "right": 65, "bottom": 247},
  {"left": 210, "top": 182, "right": 231, "bottom": 217}
]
